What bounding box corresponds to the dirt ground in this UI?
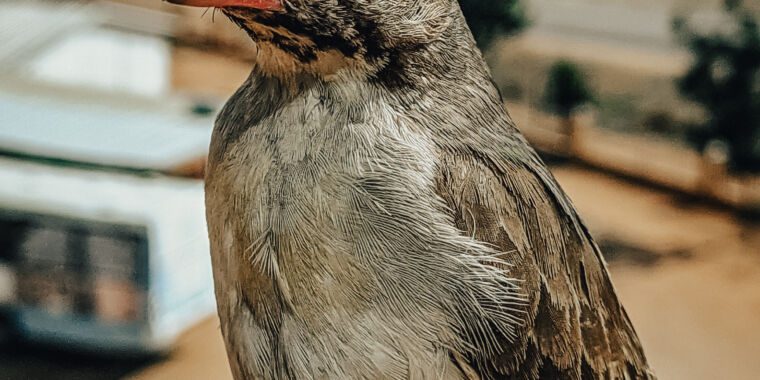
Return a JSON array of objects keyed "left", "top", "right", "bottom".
[
  {"left": 125, "top": 165, "right": 760, "bottom": 380},
  {"left": 555, "top": 165, "right": 760, "bottom": 380}
]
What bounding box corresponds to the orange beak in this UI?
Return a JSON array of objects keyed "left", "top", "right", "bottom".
[{"left": 166, "top": 0, "right": 283, "bottom": 11}]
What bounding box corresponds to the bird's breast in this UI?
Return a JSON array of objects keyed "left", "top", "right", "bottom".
[{"left": 204, "top": 93, "right": 473, "bottom": 378}]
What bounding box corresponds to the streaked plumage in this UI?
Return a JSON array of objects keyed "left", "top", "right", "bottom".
[{"left": 189, "top": 0, "right": 656, "bottom": 378}]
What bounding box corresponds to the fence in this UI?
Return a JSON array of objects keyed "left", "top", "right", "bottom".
[{"left": 509, "top": 103, "right": 760, "bottom": 212}]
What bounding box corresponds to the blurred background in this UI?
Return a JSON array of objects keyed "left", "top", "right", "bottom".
[{"left": 0, "top": 0, "right": 758, "bottom": 379}]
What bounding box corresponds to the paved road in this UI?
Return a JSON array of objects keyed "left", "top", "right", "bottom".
[
  {"left": 516, "top": 0, "right": 732, "bottom": 75},
  {"left": 530, "top": 0, "right": 676, "bottom": 51}
]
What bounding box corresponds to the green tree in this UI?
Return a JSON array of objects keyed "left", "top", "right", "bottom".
[
  {"left": 459, "top": 0, "right": 527, "bottom": 49},
  {"left": 543, "top": 60, "right": 595, "bottom": 154},
  {"left": 674, "top": 0, "right": 760, "bottom": 173},
  {"left": 543, "top": 60, "right": 595, "bottom": 119}
]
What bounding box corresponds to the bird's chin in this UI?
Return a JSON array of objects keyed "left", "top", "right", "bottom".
[{"left": 166, "top": 0, "right": 283, "bottom": 12}]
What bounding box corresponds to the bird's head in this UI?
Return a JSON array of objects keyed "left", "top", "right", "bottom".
[{"left": 168, "top": 0, "right": 460, "bottom": 81}]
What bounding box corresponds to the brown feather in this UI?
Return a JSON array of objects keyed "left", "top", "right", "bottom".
[{"left": 435, "top": 150, "right": 655, "bottom": 379}]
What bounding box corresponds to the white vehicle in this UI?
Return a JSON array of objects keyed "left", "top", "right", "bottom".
[
  {"left": 0, "top": 81, "right": 216, "bottom": 353},
  {"left": 0, "top": 2, "right": 217, "bottom": 353},
  {"left": 0, "top": 157, "right": 214, "bottom": 353}
]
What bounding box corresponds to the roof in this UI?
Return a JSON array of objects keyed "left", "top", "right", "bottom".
[
  {"left": 0, "top": 87, "right": 213, "bottom": 173},
  {"left": 0, "top": 1, "right": 213, "bottom": 174}
]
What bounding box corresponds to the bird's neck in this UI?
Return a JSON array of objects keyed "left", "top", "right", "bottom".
[
  {"left": 209, "top": 10, "right": 506, "bottom": 171},
  {"left": 244, "top": 11, "right": 490, "bottom": 97},
  {"left": 209, "top": 41, "right": 503, "bottom": 169}
]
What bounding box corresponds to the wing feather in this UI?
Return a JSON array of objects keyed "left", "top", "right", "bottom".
[{"left": 434, "top": 148, "right": 654, "bottom": 380}]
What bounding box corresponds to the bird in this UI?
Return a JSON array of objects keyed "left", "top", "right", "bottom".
[{"left": 168, "top": 0, "right": 655, "bottom": 379}]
